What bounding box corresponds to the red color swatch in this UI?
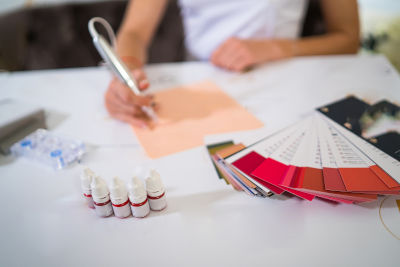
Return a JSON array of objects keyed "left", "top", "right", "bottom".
[{"left": 232, "top": 151, "right": 285, "bottom": 194}]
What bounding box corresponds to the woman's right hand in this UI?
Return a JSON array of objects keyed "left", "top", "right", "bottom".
[
  {"left": 105, "top": 68, "right": 154, "bottom": 128},
  {"left": 107, "top": 0, "right": 169, "bottom": 127}
]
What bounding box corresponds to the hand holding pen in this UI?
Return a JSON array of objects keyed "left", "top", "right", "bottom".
[
  {"left": 105, "top": 61, "right": 157, "bottom": 128},
  {"left": 89, "top": 17, "right": 158, "bottom": 128}
]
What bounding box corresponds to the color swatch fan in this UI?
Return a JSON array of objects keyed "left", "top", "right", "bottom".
[{"left": 206, "top": 96, "right": 400, "bottom": 204}]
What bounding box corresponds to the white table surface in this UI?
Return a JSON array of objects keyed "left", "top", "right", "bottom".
[{"left": 0, "top": 55, "right": 399, "bottom": 267}]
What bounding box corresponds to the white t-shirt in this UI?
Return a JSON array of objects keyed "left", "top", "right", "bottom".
[{"left": 178, "top": 0, "right": 308, "bottom": 60}]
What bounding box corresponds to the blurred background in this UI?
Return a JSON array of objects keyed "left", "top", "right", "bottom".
[{"left": 0, "top": 0, "right": 399, "bottom": 72}]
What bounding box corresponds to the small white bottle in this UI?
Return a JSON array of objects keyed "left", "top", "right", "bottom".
[
  {"left": 91, "top": 176, "right": 113, "bottom": 217},
  {"left": 110, "top": 177, "right": 131, "bottom": 218},
  {"left": 80, "top": 168, "right": 95, "bottom": 209},
  {"left": 146, "top": 170, "right": 167, "bottom": 211},
  {"left": 128, "top": 177, "right": 150, "bottom": 218}
]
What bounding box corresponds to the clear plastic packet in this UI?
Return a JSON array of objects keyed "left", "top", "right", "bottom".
[{"left": 10, "top": 129, "right": 85, "bottom": 169}]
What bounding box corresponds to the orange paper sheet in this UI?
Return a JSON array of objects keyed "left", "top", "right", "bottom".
[{"left": 132, "top": 81, "right": 263, "bottom": 158}]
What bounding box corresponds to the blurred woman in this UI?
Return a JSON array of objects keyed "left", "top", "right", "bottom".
[{"left": 106, "top": 0, "right": 359, "bottom": 126}]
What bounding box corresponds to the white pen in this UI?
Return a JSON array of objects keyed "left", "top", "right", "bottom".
[{"left": 88, "top": 17, "right": 158, "bottom": 122}]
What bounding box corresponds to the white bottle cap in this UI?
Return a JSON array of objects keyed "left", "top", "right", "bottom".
[
  {"left": 146, "top": 169, "right": 164, "bottom": 195},
  {"left": 80, "top": 167, "right": 95, "bottom": 194},
  {"left": 91, "top": 175, "right": 109, "bottom": 200},
  {"left": 110, "top": 177, "right": 128, "bottom": 202},
  {"left": 129, "top": 176, "right": 147, "bottom": 203}
]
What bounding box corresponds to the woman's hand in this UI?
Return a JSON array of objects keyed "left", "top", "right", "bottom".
[
  {"left": 106, "top": 0, "right": 169, "bottom": 127},
  {"left": 105, "top": 68, "right": 154, "bottom": 128},
  {"left": 211, "top": 0, "right": 359, "bottom": 73},
  {"left": 211, "top": 37, "right": 292, "bottom": 72}
]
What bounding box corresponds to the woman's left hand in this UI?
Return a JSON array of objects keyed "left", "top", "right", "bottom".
[{"left": 211, "top": 37, "right": 291, "bottom": 72}]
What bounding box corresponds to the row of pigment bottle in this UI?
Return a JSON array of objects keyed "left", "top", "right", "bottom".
[{"left": 80, "top": 168, "right": 167, "bottom": 218}]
